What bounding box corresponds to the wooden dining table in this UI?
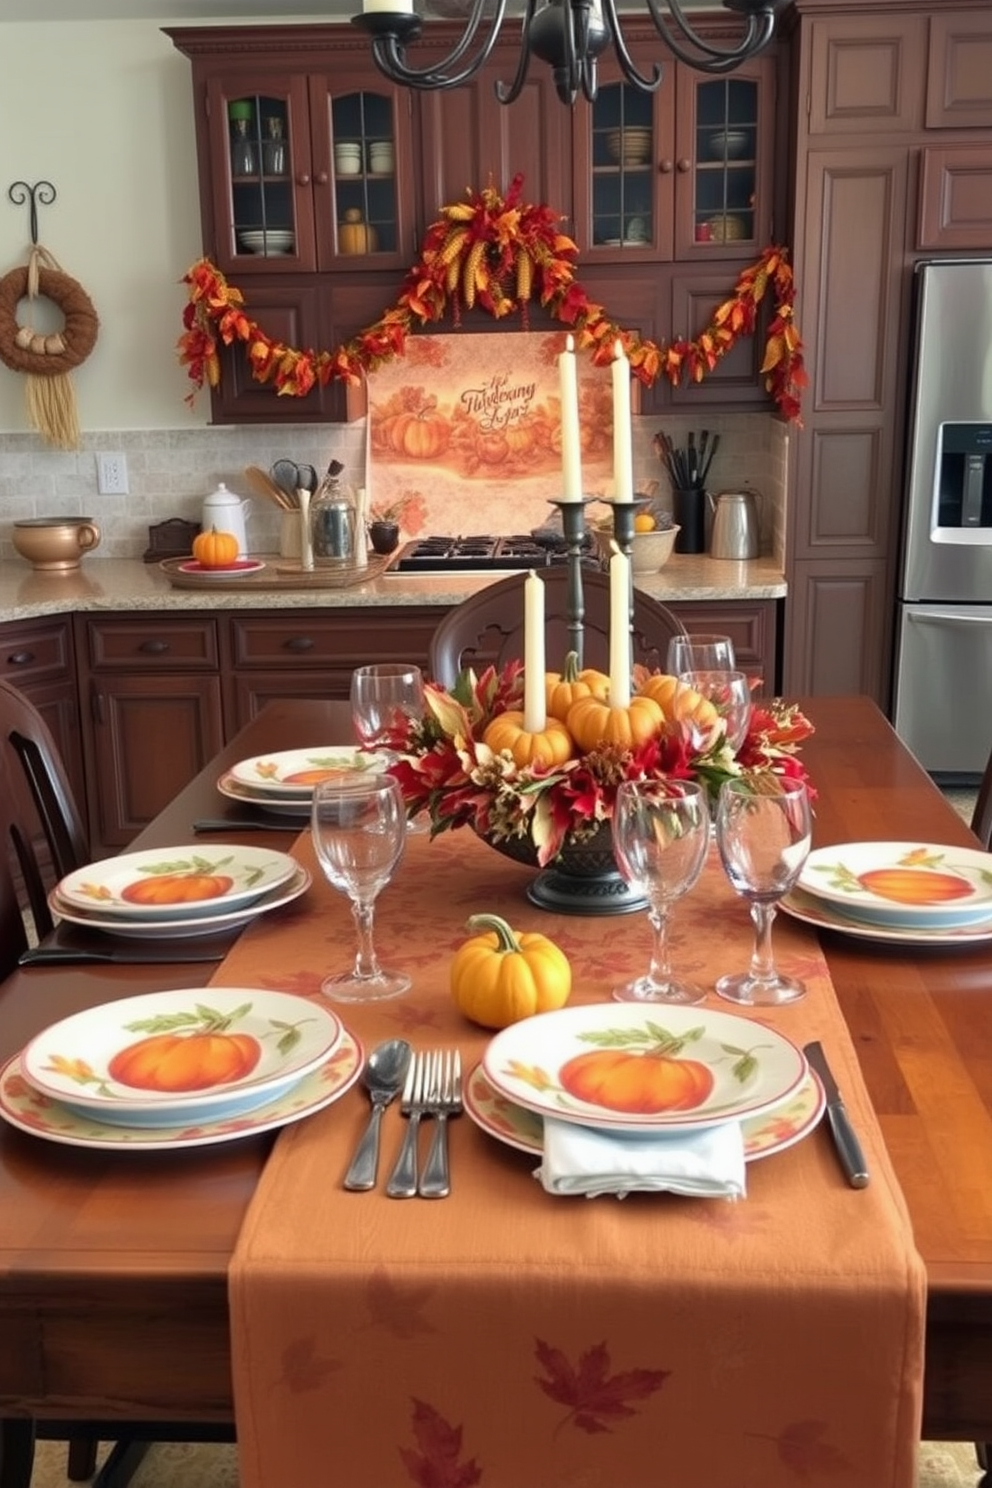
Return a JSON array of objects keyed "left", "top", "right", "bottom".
[{"left": 2, "top": 694, "right": 992, "bottom": 1466}]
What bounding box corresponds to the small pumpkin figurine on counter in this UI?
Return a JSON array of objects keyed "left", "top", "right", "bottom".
[
  {"left": 450, "top": 913, "right": 571, "bottom": 1029},
  {"left": 191, "top": 526, "right": 240, "bottom": 569}
]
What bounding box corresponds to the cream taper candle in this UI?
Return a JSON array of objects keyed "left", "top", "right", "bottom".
[
  {"left": 523, "top": 569, "right": 547, "bottom": 733},
  {"left": 558, "top": 334, "right": 583, "bottom": 502},
  {"left": 611, "top": 339, "right": 633, "bottom": 504},
  {"left": 362, "top": 0, "right": 414, "bottom": 13},
  {"left": 609, "top": 549, "right": 631, "bottom": 708}
]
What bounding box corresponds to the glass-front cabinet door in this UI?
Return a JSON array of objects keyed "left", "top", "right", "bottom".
[
  {"left": 573, "top": 51, "right": 774, "bottom": 262},
  {"left": 206, "top": 74, "right": 316, "bottom": 273},
  {"left": 310, "top": 77, "right": 415, "bottom": 272}
]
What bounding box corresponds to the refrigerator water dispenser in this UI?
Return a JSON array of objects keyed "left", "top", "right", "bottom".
[{"left": 935, "top": 422, "right": 992, "bottom": 530}]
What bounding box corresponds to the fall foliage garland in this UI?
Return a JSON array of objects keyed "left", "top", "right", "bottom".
[{"left": 178, "top": 174, "right": 807, "bottom": 423}]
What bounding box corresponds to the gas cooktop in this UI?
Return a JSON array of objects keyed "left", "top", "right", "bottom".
[{"left": 389, "top": 534, "right": 598, "bottom": 574}]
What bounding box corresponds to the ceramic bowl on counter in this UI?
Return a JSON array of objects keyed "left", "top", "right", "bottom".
[
  {"left": 12, "top": 517, "right": 102, "bottom": 572},
  {"left": 591, "top": 523, "right": 679, "bottom": 574}
]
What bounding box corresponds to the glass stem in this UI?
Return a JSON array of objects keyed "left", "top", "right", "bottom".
[
  {"left": 351, "top": 899, "right": 381, "bottom": 979},
  {"left": 748, "top": 901, "right": 778, "bottom": 982},
  {"left": 646, "top": 904, "right": 674, "bottom": 987}
]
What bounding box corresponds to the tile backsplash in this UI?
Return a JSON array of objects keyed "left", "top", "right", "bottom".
[{"left": 0, "top": 413, "right": 788, "bottom": 565}]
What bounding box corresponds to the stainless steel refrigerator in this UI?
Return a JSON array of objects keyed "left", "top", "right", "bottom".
[{"left": 893, "top": 259, "right": 992, "bottom": 782}]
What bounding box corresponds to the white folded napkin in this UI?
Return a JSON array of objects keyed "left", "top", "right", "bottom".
[{"left": 536, "top": 1116, "right": 747, "bottom": 1200}]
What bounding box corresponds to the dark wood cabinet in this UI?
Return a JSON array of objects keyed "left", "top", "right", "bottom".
[
  {"left": 925, "top": 8, "right": 992, "bottom": 129},
  {"left": 75, "top": 616, "right": 225, "bottom": 854},
  {"left": 917, "top": 143, "right": 992, "bottom": 250}
]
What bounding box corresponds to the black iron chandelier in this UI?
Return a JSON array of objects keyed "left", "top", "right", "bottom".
[{"left": 352, "top": 0, "right": 784, "bottom": 106}]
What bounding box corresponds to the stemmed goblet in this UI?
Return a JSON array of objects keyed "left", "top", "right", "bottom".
[
  {"left": 610, "top": 780, "right": 710, "bottom": 1005},
  {"left": 667, "top": 632, "right": 736, "bottom": 677},
  {"left": 714, "top": 776, "right": 812, "bottom": 1007},
  {"left": 679, "top": 668, "right": 753, "bottom": 752},
  {"left": 311, "top": 772, "right": 411, "bottom": 1003},
  {"left": 350, "top": 662, "right": 427, "bottom": 832}
]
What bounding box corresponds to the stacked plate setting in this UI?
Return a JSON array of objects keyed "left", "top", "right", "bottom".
[
  {"left": 464, "top": 1003, "right": 826, "bottom": 1167},
  {"left": 785, "top": 840, "right": 992, "bottom": 946},
  {"left": 0, "top": 988, "right": 365, "bottom": 1149},
  {"left": 217, "top": 746, "right": 388, "bottom": 819},
  {"left": 50, "top": 844, "right": 311, "bottom": 939}
]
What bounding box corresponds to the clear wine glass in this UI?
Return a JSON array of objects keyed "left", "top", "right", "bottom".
[
  {"left": 714, "top": 776, "right": 812, "bottom": 1007},
  {"left": 311, "top": 772, "right": 411, "bottom": 1003},
  {"left": 666, "top": 632, "right": 736, "bottom": 677},
  {"left": 610, "top": 780, "right": 711, "bottom": 1005},
  {"left": 679, "top": 668, "right": 753, "bottom": 752},
  {"left": 350, "top": 662, "right": 427, "bottom": 833}
]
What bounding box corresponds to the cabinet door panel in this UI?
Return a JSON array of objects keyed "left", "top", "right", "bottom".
[
  {"left": 85, "top": 677, "right": 225, "bottom": 850},
  {"left": 209, "top": 283, "right": 333, "bottom": 425},
  {"left": 918, "top": 145, "right": 992, "bottom": 251},
  {"left": 926, "top": 10, "right": 992, "bottom": 129},
  {"left": 796, "top": 426, "right": 889, "bottom": 554},
  {"left": 669, "top": 269, "right": 771, "bottom": 409},
  {"left": 806, "top": 13, "right": 925, "bottom": 135},
  {"left": 1, "top": 619, "right": 84, "bottom": 807},
  {"left": 784, "top": 560, "right": 892, "bottom": 701}
]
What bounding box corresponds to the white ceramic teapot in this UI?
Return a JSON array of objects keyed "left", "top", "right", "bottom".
[{"left": 201, "top": 483, "right": 251, "bottom": 557}]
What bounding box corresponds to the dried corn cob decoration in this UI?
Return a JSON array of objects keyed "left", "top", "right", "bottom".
[
  {"left": 462, "top": 239, "right": 487, "bottom": 310},
  {"left": 515, "top": 249, "right": 533, "bottom": 303}
]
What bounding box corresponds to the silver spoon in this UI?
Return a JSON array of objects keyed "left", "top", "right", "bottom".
[{"left": 343, "top": 1038, "right": 412, "bottom": 1191}]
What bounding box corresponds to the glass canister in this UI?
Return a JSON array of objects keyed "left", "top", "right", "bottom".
[
  {"left": 228, "top": 100, "right": 257, "bottom": 177},
  {"left": 310, "top": 471, "right": 356, "bottom": 567}
]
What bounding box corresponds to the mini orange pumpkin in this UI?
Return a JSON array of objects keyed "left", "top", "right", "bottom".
[
  {"left": 192, "top": 526, "right": 239, "bottom": 568},
  {"left": 638, "top": 673, "right": 720, "bottom": 735},
  {"left": 566, "top": 694, "right": 664, "bottom": 752},
  {"left": 482, "top": 711, "right": 574, "bottom": 769},
  {"left": 545, "top": 652, "right": 610, "bottom": 722}
]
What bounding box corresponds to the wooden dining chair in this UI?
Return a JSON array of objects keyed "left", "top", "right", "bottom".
[
  {"left": 0, "top": 680, "right": 234, "bottom": 1488},
  {"left": 972, "top": 748, "right": 992, "bottom": 850},
  {"left": 427, "top": 566, "right": 685, "bottom": 688},
  {"left": 0, "top": 676, "right": 90, "bottom": 939}
]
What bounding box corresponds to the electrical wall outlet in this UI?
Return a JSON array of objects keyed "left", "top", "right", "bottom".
[{"left": 96, "top": 452, "right": 129, "bottom": 495}]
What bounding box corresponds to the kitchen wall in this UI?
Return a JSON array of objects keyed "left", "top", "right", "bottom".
[{"left": 0, "top": 16, "right": 787, "bottom": 564}]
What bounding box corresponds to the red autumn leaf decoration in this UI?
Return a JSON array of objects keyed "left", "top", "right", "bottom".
[
  {"left": 772, "top": 1418, "right": 853, "bottom": 1477},
  {"left": 398, "top": 1398, "right": 482, "bottom": 1488},
  {"left": 278, "top": 1335, "right": 343, "bottom": 1394},
  {"left": 178, "top": 174, "right": 806, "bottom": 423},
  {"left": 535, "top": 1338, "right": 669, "bottom": 1435},
  {"left": 364, "top": 1267, "right": 437, "bottom": 1340}
]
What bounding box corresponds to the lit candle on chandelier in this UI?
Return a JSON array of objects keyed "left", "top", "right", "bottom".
[
  {"left": 611, "top": 338, "right": 633, "bottom": 504},
  {"left": 523, "top": 569, "right": 547, "bottom": 733},
  {"left": 608, "top": 548, "right": 631, "bottom": 708},
  {"left": 558, "top": 334, "right": 583, "bottom": 502}
]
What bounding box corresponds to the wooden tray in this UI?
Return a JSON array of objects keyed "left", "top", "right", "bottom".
[{"left": 159, "top": 555, "right": 391, "bottom": 591}]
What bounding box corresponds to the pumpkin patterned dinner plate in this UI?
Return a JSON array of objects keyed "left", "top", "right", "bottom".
[
  {"left": 229, "top": 747, "right": 388, "bottom": 796},
  {"left": 482, "top": 1003, "right": 808, "bottom": 1136},
  {"left": 0, "top": 1029, "right": 363, "bottom": 1150},
  {"left": 56, "top": 844, "right": 300, "bottom": 920},
  {"left": 21, "top": 987, "right": 344, "bottom": 1116},
  {"left": 781, "top": 886, "right": 992, "bottom": 947},
  {"left": 49, "top": 865, "right": 311, "bottom": 940},
  {"left": 798, "top": 842, "right": 992, "bottom": 929},
  {"left": 465, "top": 1063, "right": 826, "bottom": 1164},
  {"left": 176, "top": 558, "right": 266, "bottom": 577}
]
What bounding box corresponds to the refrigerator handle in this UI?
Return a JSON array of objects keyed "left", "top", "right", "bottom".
[{"left": 907, "top": 611, "right": 992, "bottom": 628}]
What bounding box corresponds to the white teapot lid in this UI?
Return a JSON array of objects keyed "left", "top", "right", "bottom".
[{"left": 204, "top": 482, "right": 241, "bottom": 504}]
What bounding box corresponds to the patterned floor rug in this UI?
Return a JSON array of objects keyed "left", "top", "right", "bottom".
[{"left": 23, "top": 1437, "right": 989, "bottom": 1486}]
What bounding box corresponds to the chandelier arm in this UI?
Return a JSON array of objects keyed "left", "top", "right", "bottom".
[
  {"left": 495, "top": 0, "right": 540, "bottom": 104},
  {"left": 600, "top": 0, "right": 664, "bottom": 92},
  {"left": 366, "top": 0, "right": 510, "bottom": 90},
  {"left": 642, "top": 0, "right": 776, "bottom": 67}
]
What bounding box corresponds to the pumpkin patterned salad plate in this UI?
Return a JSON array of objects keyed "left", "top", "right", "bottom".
[
  {"left": 21, "top": 987, "right": 343, "bottom": 1121},
  {"left": 49, "top": 865, "right": 311, "bottom": 940},
  {"left": 798, "top": 842, "right": 992, "bottom": 929},
  {"left": 176, "top": 558, "right": 266, "bottom": 577},
  {"left": 482, "top": 1003, "right": 807, "bottom": 1135},
  {"left": 465, "top": 1064, "right": 826, "bottom": 1164},
  {"left": 56, "top": 845, "right": 300, "bottom": 920},
  {"left": 0, "top": 1028, "right": 364, "bottom": 1150},
  {"left": 229, "top": 747, "right": 388, "bottom": 797}
]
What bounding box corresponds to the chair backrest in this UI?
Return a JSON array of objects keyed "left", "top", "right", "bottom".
[
  {"left": 0, "top": 677, "right": 90, "bottom": 943},
  {"left": 972, "top": 749, "right": 992, "bottom": 850},
  {"left": 428, "top": 568, "right": 685, "bottom": 688}
]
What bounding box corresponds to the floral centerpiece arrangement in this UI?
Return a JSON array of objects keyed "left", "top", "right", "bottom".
[{"left": 385, "top": 658, "right": 814, "bottom": 869}]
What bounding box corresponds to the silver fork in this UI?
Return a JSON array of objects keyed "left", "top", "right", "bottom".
[
  {"left": 386, "top": 1051, "right": 427, "bottom": 1199},
  {"left": 419, "top": 1050, "right": 463, "bottom": 1199}
]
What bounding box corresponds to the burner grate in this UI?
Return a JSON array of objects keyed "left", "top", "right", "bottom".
[{"left": 391, "top": 533, "right": 596, "bottom": 573}]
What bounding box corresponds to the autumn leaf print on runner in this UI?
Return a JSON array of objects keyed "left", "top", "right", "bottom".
[
  {"left": 535, "top": 1339, "right": 669, "bottom": 1435},
  {"left": 747, "top": 1418, "right": 852, "bottom": 1476},
  {"left": 399, "top": 1399, "right": 482, "bottom": 1488}
]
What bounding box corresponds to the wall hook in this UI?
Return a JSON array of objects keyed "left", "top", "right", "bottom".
[{"left": 7, "top": 180, "right": 57, "bottom": 245}]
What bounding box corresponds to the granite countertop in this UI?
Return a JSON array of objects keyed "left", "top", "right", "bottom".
[{"left": 0, "top": 554, "right": 786, "bottom": 622}]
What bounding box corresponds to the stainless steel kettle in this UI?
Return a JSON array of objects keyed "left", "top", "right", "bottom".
[{"left": 708, "top": 488, "right": 762, "bottom": 560}]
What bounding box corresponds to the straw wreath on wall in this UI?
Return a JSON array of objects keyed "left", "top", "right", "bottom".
[
  {"left": 178, "top": 174, "right": 806, "bottom": 424},
  {"left": 0, "top": 245, "right": 99, "bottom": 450}
]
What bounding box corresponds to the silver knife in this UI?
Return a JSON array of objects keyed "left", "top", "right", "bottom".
[{"left": 803, "top": 1041, "right": 870, "bottom": 1189}]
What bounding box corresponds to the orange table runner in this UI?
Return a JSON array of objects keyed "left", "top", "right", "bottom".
[{"left": 223, "top": 830, "right": 925, "bottom": 1488}]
